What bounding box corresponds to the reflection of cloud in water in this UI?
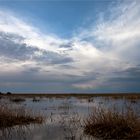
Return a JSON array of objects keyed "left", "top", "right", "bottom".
[{"left": 1, "top": 96, "right": 140, "bottom": 140}]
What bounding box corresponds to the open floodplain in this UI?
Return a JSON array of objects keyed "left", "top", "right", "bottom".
[{"left": 0, "top": 93, "right": 140, "bottom": 140}]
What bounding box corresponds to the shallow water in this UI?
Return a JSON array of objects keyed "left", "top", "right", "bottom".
[{"left": 0, "top": 96, "right": 140, "bottom": 140}]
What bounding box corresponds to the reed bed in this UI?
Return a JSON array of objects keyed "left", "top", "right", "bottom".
[
  {"left": 0, "top": 105, "right": 44, "bottom": 130},
  {"left": 84, "top": 106, "right": 140, "bottom": 139}
]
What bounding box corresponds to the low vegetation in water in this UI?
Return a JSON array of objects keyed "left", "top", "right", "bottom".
[
  {"left": 32, "top": 97, "right": 40, "bottom": 102},
  {"left": 10, "top": 97, "right": 26, "bottom": 103},
  {"left": 84, "top": 106, "right": 140, "bottom": 139},
  {"left": 0, "top": 105, "right": 44, "bottom": 130}
]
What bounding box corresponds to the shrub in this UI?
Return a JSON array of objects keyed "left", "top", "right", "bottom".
[
  {"left": 10, "top": 98, "right": 25, "bottom": 103},
  {"left": 7, "top": 92, "right": 12, "bottom": 95}
]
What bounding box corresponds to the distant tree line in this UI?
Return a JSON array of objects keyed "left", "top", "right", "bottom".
[{"left": 0, "top": 92, "right": 12, "bottom": 95}]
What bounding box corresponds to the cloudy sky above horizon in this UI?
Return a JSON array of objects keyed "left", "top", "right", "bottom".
[{"left": 0, "top": 0, "right": 140, "bottom": 93}]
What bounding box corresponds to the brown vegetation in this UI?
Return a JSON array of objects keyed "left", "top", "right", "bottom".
[
  {"left": 10, "top": 97, "right": 25, "bottom": 103},
  {"left": 0, "top": 105, "right": 44, "bottom": 129},
  {"left": 84, "top": 106, "right": 140, "bottom": 139}
]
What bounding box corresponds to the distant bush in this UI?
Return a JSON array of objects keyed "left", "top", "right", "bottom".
[
  {"left": 10, "top": 97, "right": 25, "bottom": 103},
  {"left": 32, "top": 97, "right": 40, "bottom": 102},
  {"left": 7, "top": 92, "right": 12, "bottom": 95}
]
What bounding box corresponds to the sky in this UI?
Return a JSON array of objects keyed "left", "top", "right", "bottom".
[{"left": 0, "top": 0, "right": 140, "bottom": 93}]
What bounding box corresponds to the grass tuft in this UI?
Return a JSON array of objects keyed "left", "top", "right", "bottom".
[
  {"left": 84, "top": 106, "right": 140, "bottom": 139},
  {"left": 0, "top": 105, "right": 44, "bottom": 129}
]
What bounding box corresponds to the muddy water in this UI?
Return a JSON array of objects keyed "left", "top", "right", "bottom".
[{"left": 0, "top": 96, "right": 140, "bottom": 140}]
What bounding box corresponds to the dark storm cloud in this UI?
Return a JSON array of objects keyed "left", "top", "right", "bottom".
[
  {"left": 0, "top": 68, "right": 94, "bottom": 93},
  {"left": 109, "top": 66, "right": 140, "bottom": 82},
  {"left": 34, "top": 50, "right": 73, "bottom": 64},
  {"left": 0, "top": 60, "right": 88, "bottom": 84},
  {"left": 0, "top": 32, "right": 39, "bottom": 60},
  {"left": 0, "top": 32, "right": 73, "bottom": 64},
  {"left": 103, "top": 66, "right": 140, "bottom": 92}
]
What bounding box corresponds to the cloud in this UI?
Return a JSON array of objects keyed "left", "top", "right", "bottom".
[
  {"left": 0, "top": 31, "right": 73, "bottom": 64},
  {"left": 0, "top": 10, "right": 70, "bottom": 52},
  {"left": 70, "top": 0, "right": 140, "bottom": 90},
  {"left": 0, "top": 1, "right": 140, "bottom": 92},
  {"left": 78, "top": 0, "right": 140, "bottom": 63}
]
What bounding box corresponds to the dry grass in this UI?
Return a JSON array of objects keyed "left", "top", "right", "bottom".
[
  {"left": 84, "top": 106, "right": 140, "bottom": 139},
  {"left": 0, "top": 105, "right": 44, "bottom": 130}
]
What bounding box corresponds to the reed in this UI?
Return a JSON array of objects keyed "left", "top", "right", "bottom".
[
  {"left": 84, "top": 106, "right": 140, "bottom": 139},
  {"left": 0, "top": 105, "right": 44, "bottom": 129}
]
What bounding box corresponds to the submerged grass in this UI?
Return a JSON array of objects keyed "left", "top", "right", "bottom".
[
  {"left": 0, "top": 105, "right": 44, "bottom": 130},
  {"left": 84, "top": 106, "right": 140, "bottom": 139}
]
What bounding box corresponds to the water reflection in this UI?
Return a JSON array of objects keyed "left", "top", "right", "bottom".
[{"left": 0, "top": 96, "right": 140, "bottom": 140}]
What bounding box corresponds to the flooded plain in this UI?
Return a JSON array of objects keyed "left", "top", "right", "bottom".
[{"left": 0, "top": 95, "right": 140, "bottom": 140}]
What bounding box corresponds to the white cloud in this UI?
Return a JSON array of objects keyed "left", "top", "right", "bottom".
[
  {"left": 70, "top": 0, "right": 140, "bottom": 89},
  {"left": 0, "top": 10, "right": 68, "bottom": 53},
  {"left": 0, "top": 0, "right": 140, "bottom": 92}
]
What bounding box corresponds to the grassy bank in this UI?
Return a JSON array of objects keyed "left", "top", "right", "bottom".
[{"left": 84, "top": 106, "right": 140, "bottom": 139}]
